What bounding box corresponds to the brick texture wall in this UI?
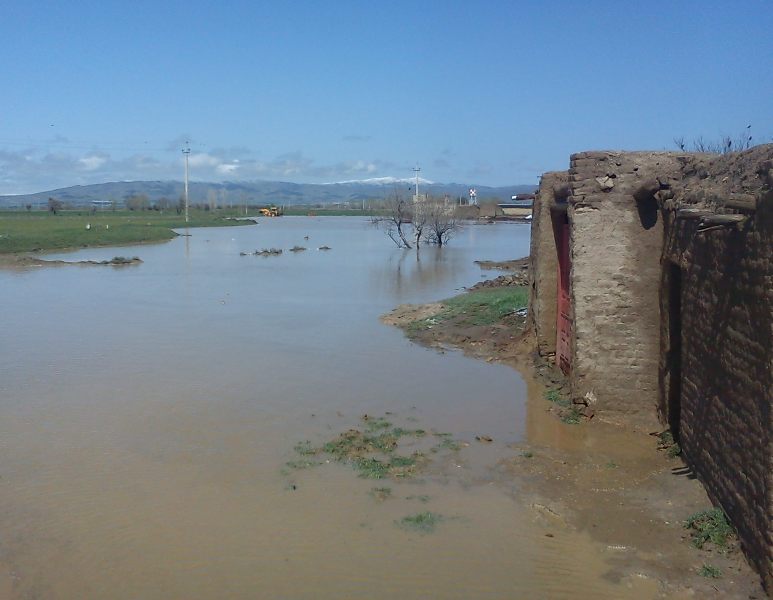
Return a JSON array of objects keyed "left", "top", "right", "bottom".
[{"left": 661, "top": 178, "right": 772, "bottom": 590}]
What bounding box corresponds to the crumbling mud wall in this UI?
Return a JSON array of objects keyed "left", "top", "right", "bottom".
[
  {"left": 660, "top": 146, "right": 773, "bottom": 590},
  {"left": 528, "top": 171, "right": 568, "bottom": 355},
  {"left": 566, "top": 151, "right": 684, "bottom": 427},
  {"left": 527, "top": 145, "right": 773, "bottom": 589}
]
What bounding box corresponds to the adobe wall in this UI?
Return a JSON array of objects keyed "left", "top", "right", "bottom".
[
  {"left": 660, "top": 146, "right": 773, "bottom": 590},
  {"left": 567, "top": 151, "right": 684, "bottom": 427},
  {"left": 528, "top": 171, "right": 568, "bottom": 355},
  {"left": 528, "top": 145, "right": 772, "bottom": 588}
]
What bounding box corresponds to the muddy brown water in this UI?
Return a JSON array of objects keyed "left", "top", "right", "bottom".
[{"left": 0, "top": 218, "right": 659, "bottom": 599}]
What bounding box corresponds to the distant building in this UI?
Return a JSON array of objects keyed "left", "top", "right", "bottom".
[{"left": 497, "top": 198, "right": 533, "bottom": 218}]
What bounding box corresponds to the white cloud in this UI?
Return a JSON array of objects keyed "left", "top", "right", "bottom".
[
  {"left": 0, "top": 145, "right": 425, "bottom": 195},
  {"left": 216, "top": 163, "right": 239, "bottom": 174},
  {"left": 188, "top": 153, "right": 221, "bottom": 168},
  {"left": 78, "top": 155, "right": 107, "bottom": 170}
]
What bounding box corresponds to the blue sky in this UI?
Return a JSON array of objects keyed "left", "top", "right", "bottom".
[{"left": 1, "top": 0, "right": 771, "bottom": 194}]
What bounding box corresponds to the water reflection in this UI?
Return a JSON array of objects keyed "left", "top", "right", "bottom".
[{"left": 369, "top": 247, "right": 465, "bottom": 299}]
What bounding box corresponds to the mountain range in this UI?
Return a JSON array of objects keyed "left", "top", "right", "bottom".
[{"left": 0, "top": 180, "right": 537, "bottom": 208}]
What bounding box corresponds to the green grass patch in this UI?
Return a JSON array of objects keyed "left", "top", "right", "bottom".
[
  {"left": 684, "top": 508, "right": 734, "bottom": 549},
  {"left": 561, "top": 407, "right": 582, "bottom": 425},
  {"left": 407, "top": 287, "right": 528, "bottom": 332},
  {"left": 397, "top": 512, "right": 443, "bottom": 533},
  {"left": 363, "top": 416, "right": 392, "bottom": 431},
  {"left": 431, "top": 432, "right": 463, "bottom": 452},
  {"left": 0, "top": 208, "right": 253, "bottom": 254},
  {"left": 698, "top": 564, "right": 722, "bottom": 578},
  {"left": 353, "top": 457, "right": 391, "bottom": 479},
  {"left": 544, "top": 389, "right": 570, "bottom": 408},
  {"left": 667, "top": 443, "right": 682, "bottom": 458},
  {"left": 293, "top": 441, "right": 316, "bottom": 456},
  {"left": 657, "top": 430, "right": 682, "bottom": 457}
]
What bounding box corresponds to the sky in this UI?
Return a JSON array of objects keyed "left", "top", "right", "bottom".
[{"left": 1, "top": 0, "right": 771, "bottom": 194}]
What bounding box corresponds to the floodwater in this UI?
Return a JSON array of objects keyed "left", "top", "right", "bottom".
[{"left": 0, "top": 218, "right": 656, "bottom": 599}]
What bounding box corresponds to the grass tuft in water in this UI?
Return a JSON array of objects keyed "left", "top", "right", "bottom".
[
  {"left": 397, "top": 512, "right": 443, "bottom": 533},
  {"left": 369, "top": 487, "right": 392, "bottom": 501},
  {"left": 287, "top": 415, "right": 450, "bottom": 481},
  {"left": 430, "top": 431, "right": 463, "bottom": 452},
  {"left": 285, "top": 459, "right": 320, "bottom": 470},
  {"left": 294, "top": 440, "right": 317, "bottom": 456},
  {"left": 561, "top": 407, "right": 582, "bottom": 425},
  {"left": 406, "top": 494, "right": 431, "bottom": 503}
]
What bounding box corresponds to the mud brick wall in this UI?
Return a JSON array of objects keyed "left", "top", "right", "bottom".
[
  {"left": 661, "top": 186, "right": 772, "bottom": 590},
  {"left": 528, "top": 171, "right": 567, "bottom": 355},
  {"left": 567, "top": 151, "right": 683, "bottom": 427}
]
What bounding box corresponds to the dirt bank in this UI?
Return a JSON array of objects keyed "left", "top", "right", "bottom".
[
  {"left": 381, "top": 267, "right": 766, "bottom": 599},
  {"left": 0, "top": 254, "right": 142, "bottom": 270}
]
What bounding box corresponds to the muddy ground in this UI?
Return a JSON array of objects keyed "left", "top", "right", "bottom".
[
  {"left": 0, "top": 254, "right": 142, "bottom": 269},
  {"left": 381, "top": 260, "right": 766, "bottom": 599}
]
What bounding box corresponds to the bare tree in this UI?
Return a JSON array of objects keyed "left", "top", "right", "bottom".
[
  {"left": 125, "top": 194, "right": 150, "bottom": 211},
  {"left": 207, "top": 188, "right": 218, "bottom": 210},
  {"left": 47, "top": 197, "right": 63, "bottom": 215},
  {"left": 411, "top": 198, "right": 429, "bottom": 249},
  {"left": 371, "top": 190, "right": 414, "bottom": 249},
  {"left": 423, "top": 196, "right": 460, "bottom": 247}
]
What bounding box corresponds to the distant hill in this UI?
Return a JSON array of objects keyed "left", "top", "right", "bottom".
[{"left": 0, "top": 180, "right": 537, "bottom": 208}]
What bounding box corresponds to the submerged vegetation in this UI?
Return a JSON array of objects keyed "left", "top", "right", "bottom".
[
  {"left": 397, "top": 511, "right": 444, "bottom": 533},
  {"left": 285, "top": 414, "right": 460, "bottom": 535},
  {"left": 285, "top": 414, "right": 463, "bottom": 481}
]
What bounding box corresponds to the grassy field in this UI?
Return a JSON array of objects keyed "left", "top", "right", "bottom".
[{"left": 0, "top": 209, "right": 253, "bottom": 254}]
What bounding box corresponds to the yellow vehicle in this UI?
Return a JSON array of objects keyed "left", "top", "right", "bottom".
[{"left": 259, "top": 205, "right": 282, "bottom": 217}]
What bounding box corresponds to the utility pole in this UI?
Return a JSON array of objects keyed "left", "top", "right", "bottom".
[
  {"left": 182, "top": 142, "right": 191, "bottom": 223},
  {"left": 413, "top": 165, "right": 421, "bottom": 202}
]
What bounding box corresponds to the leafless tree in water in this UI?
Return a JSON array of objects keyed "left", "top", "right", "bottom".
[
  {"left": 372, "top": 192, "right": 462, "bottom": 250},
  {"left": 370, "top": 190, "right": 414, "bottom": 249},
  {"left": 423, "top": 196, "right": 460, "bottom": 247}
]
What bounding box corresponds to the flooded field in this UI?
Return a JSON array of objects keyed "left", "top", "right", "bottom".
[{"left": 0, "top": 218, "right": 680, "bottom": 598}]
